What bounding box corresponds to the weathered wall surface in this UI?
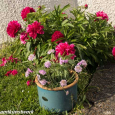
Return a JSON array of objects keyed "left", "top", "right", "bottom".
[
  {"left": 0, "top": 0, "right": 115, "bottom": 44},
  {"left": 78, "top": 0, "right": 115, "bottom": 25},
  {"left": 0, "top": 0, "right": 77, "bottom": 44}
]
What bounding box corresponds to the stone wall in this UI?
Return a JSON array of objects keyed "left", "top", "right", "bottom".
[{"left": 0, "top": 0, "right": 115, "bottom": 44}]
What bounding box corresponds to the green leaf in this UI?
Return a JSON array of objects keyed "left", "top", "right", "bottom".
[
  {"left": 61, "top": 19, "right": 68, "bottom": 26},
  {"left": 26, "top": 42, "right": 31, "bottom": 52},
  {"left": 60, "top": 4, "right": 70, "bottom": 13},
  {"left": 63, "top": 23, "right": 74, "bottom": 27}
]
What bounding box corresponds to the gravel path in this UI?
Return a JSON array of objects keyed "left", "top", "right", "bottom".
[{"left": 80, "top": 62, "right": 115, "bottom": 115}]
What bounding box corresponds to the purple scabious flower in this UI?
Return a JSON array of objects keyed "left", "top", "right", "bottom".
[
  {"left": 25, "top": 68, "right": 33, "bottom": 77},
  {"left": 37, "top": 74, "right": 41, "bottom": 81},
  {"left": 77, "top": 60, "right": 87, "bottom": 68},
  {"left": 60, "top": 80, "right": 67, "bottom": 87},
  {"left": 28, "top": 54, "right": 35, "bottom": 61},
  {"left": 44, "top": 61, "right": 51, "bottom": 68},
  {"left": 59, "top": 58, "right": 68, "bottom": 65},
  {"left": 39, "top": 70, "right": 46, "bottom": 75},
  {"left": 47, "top": 49, "right": 55, "bottom": 54},
  {"left": 74, "top": 65, "right": 82, "bottom": 73},
  {"left": 66, "top": 91, "right": 69, "bottom": 95},
  {"left": 39, "top": 79, "right": 47, "bottom": 85}
]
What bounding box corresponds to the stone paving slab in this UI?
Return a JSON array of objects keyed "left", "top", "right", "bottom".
[{"left": 81, "top": 62, "right": 115, "bottom": 115}]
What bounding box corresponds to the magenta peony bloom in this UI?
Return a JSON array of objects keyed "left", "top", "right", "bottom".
[
  {"left": 27, "top": 80, "right": 31, "bottom": 86},
  {"left": 0, "top": 57, "right": 7, "bottom": 67},
  {"left": 21, "top": 7, "right": 35, "bottom": 20},
  {"left": 51, "top": 31, "right": 64, "bottom": 43},
  {"left": 60, "top": 80, "right": 67, "bottom": 87},
  {"left": 47, "top": 49, "right": 55, "bottom": 54},
  {"left": 5, "top": 70, "right": 12, "bottom": 76},
  {"left": 55, "top": 42, "right": 76, "bottom": 59},
  {"left": 59, "top": 58, "right": 68, "bottom": 65},
  {"left": 26, "top": 21, "right": 44, "bottom": 39},
  {"left": 11, "top": 69, "right": 18, "bottom": 76},
  {"left": 74, "top": 65, "right": 82, "bottom": 73},
  {"left": 28, "top": 54, "right": 35, "bottom": 61},
  {"left": 44, "top": 61, "right": 51, "bottom": 68},
  {"left": 77, "top": 60, "right": 87, "bottom": 68},
  {"left": 20, "top": 32, "right": 29, "bottom": 44},
  {"left": 39, "top": 70, "right": 46, "bottom": 75},
  {"left": 39, "top": 79, "right": 47, "bottom": 85},
  {"left": 7, "top": 21, "right": 21, "bottom": 38},
  {"left": 112, "top": 47, "right": 115, "bottom": 58},
  {"left": 96, "top": 11, "right": 108, "bottom": 21},
  {"left": 84, "top": 4, "right": 88, "bottom": 9}
]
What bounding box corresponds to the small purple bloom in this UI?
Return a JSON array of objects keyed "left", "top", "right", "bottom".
[
  {"left": 25, "top": 71, "right": 30, "bottom": 77},
  {"left": 47, "top": 49, "right": 55, "bottom": 54},
  {"left": 60, "top": 80, "right": 67, "bottom": 87},
  {"left": 28, "top": 54, "right": 35, "bottom": 61},
  {"left": 37, "top": 74, "right": 41, "bottom": 80},
  {"left": 27, "top": 68, "right": 33, "bottom": 73},
  {"left": 44, "top": 61, "right": 51, "bottom": 68},
  {"left": 74, "top": 65, "right": 82, "bottom": 73},
  {"left": 59, "top": 58, "right": 68, "bottom": 65},
  {"left": 25, "top": 68, "right": 33, "bottom": 77},
  {"left": 77, "top": 60, "right": 87, "bottom": 68},
  {"left": 66, "top": 91, "right": 69, "bottom": 95},
  {"left": 39, "top": 70, "right": 46, "bottom": 75},
  {"left": 39, "top": 79, "right": 47, "bottom": 85}
]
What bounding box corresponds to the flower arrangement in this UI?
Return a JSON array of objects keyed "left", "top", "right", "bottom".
[{"left": 3, "top": 4, "right": 115, "bottom": 110}]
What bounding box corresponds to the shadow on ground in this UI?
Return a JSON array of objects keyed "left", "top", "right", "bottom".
[{"left": 82, "top": 62, "right": 115, "bottom": 115}]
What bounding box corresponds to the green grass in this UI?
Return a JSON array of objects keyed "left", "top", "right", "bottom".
[{"left": 0, "top": 41, "right": 89, "bottom": 115}]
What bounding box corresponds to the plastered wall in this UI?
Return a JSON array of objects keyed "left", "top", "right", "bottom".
[{"left": 0, "top": 0, "right": 115, "bottom": 44}]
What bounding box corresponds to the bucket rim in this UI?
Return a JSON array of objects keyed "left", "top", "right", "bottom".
[{"left": 35, "top": 70, "right": 78, "bottom": 91}]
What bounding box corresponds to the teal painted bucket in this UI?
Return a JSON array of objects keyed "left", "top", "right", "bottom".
[{"left": 35, "top": 72, "right": 78, "bottom": 113}]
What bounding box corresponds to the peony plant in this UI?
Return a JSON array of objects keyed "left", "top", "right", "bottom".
[{"left": 5, "top": 4, "right": 115, "bottom": 89}]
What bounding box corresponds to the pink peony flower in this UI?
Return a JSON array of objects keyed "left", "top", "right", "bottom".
[
  {"left": 5, "top": 70, "right": 12, "bottom": 76},
  {"left": 20, "top": 32, "right": 29, "bottom": 44},
  {"left": 112, "top": 47, "right": 115, "bottom": 58},
  {"left": 21, "top": 7, "right": 35, "bottom": 20},
  {"left": 27, "top": 80, "right": 31, "bottom": 86},
  {"left": 28, "top": 54, "right": 35, "bottom": 61},
  {"left": 44, "top": 61, "right": 51, "bottom": 68},
  {"left": 39, "top": 79, "right": 47, "bottom": 85},
  {"left": 7, "top": 21, "right": 21, "bottom": 38},
  {"left": 77, "top": 60, "right": 87, "bottom": 68},
  {"left": 7, "top": 55, "right": 20, "bottom": 63},
  {"left": 84, "top": 4, "right": 88, "bottom": 9},
  {"left": 55, "top": 42, "right": 76, "bottom": 59},
  {"left": 38, "top": 6, "right": 41, "bottom": 9},
  {"left": 51, "top": 31, "right": 64, "bottom": 43},
  {"left": 11, "top": 69, "right": 18, "bottom": 76},
  {"left": 47, "top": 49, "right": 55, "bottom": 54},
  {"left": 26, "top": 21, "right": 44, "bottom": 39},
  {"left": 96, "top": 11, "right": 108, "bottom": 21},
  {"left": 74, "top": 65, "right": 82, "bottom": 73},
  {"left": 60, "top": 80, "right": 67, "bottom": 87},
  {"left": 39, "top": 70, "right": 46, "bottom": 75},
  {"left": 0, "top": 57, "right": 7, "bottom": 67}
]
